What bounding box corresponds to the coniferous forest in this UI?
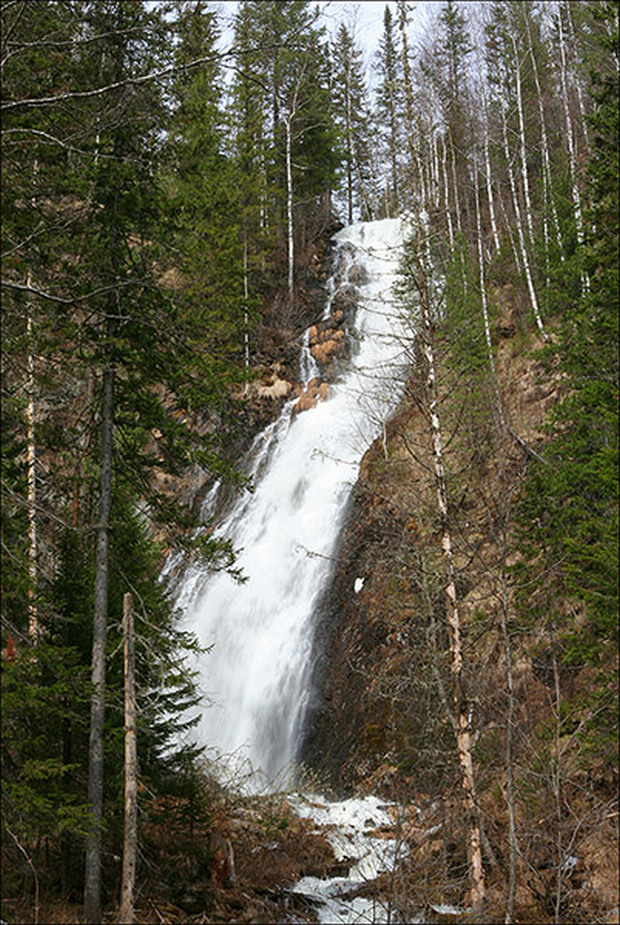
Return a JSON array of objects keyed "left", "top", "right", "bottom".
[{"left": 1, "top": 2, "right": 618, "bottom": 923}]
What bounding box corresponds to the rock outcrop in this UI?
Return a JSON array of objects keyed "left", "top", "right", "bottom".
[{"left": 293, "top": 378, "right": 330, "bottom": 414}]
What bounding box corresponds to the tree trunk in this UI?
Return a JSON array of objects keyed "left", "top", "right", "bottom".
[
  {"left": 563, "top": 0, "right": 590, "bottom": 154},
  {"left": 474, "top": 164, "right": 505, "bottom": 430},
  {"left": 441, "top": 135, "right": 455, "bottom": 250},
  {"left": 120, "top": 593, "right": 137, "bottom": 925},
  {"left": 430, "top": 119, "right": 440, "bottom": 209},
  {"left": 284, "top": 114, "right": 294, "bottom": 302},
  {"left": 345, "top": 74, "right": 354, "bottom": 224},
  {"left": 475, "top": 41, "right": 501, "bottom": 255},
  {"left": 84, "top": 353, "right": 115, "bottom": 925},
  {"left": 449, "top": 131, "right": 462, "bottom": 236},
  {"left": 525, "top": 13, "right": 564, "bottom": 262},
  {"left": 415, "top": 223, "right": 486, "bottom": 909},
  {"left": 398, "top": 0, "right": 425, "bottom": 207},
  {"left": 243, "top": 234, "right": 250, "bottom": 395},
  {"left": 497, "top": 487, "right": 518, "bottom": 924},
  {"left": 26, "top": 273, "right": 38, "bottom": 644},
  {"left": 555, "top": 1, "right": 590, "bottom": 294},
  {"left": 555, "top": 2, "right": 584, "bottom": 247},
  {"left": 500, "top": 89, "right": 547, "bottom": 340},
  {"left": 512, "top": 35, "right": 536, "bottom": 247}
]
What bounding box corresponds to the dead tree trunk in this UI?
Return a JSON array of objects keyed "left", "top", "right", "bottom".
[
  {"left": 120, "top": 592, "right": 137, "bottom": 925},
  {"left": 84, "top": 344, "right": 115, "bottom": 925}
]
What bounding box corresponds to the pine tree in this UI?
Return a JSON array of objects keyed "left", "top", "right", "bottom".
[
  {"left": 331, "top": 22, "right": 374, "bottom": 223},
  {"left": 374, "top": 6, "right": 403, "bottom": 215},
  {"left": 2, "top": 2, "right": 245, "bottom": 917}
]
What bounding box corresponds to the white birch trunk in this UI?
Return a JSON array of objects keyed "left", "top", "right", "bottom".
[
  {"left": 284, "top": 114, "right": 294, "bottom": 302},
  {"left": 482, "top": 110, "right": 500, "bottom": 254},
  {"left": 498, "top": 189, "right": 522, "bottom": 276},
  {"left": 564, "top": 0, "right": 591, "bottom": 154},
  {"left": 526, "top": 14, "right": 565, "bottom": 262},
  {"left": 556, "top": 2, "right": 584, "bottom": 246},
  {"left": 474, "top": 165, "right": 505, "bottom": 430},
  {"left": 243, "top": 236, "right": 250, "bottom": 395},
  {"left": 476, "top": 50, "right": 501, "bottom": 255},
  {"left": 441, "top": 134, "right": 455, "bottom": 250},
  {"left": 512, "top": 35, "right": 536, "bottom": 247},
  {"left": 416, "top": 223, "right": 485, "bottom": 909},
  {"left": 500, "top": 90, "right": 548, "bottom": 340}
]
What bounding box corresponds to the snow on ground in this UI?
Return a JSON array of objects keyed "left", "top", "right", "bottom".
[{"left": 289, "top": 793, "right": 408, "bottom": 924}]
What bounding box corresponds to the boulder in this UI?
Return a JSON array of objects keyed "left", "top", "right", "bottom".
[
  {"left": 256, "top": 378, "right": 292, "bottom": 400},
  {"left": 293, "top": 378, "right": 329, "bottom": 414},
  {"left": 310, "top": 331, "right": 345, "bottom": 365},
  {"left": 293, "top": 391, "right": 317, "bottom": 414},
  {"left": 347, "top": 264, "right": 369, "bottom": 286}
]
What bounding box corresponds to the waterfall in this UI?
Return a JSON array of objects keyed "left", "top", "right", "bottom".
[{"left": 174, "top": 217, "right": 410, "bottom": 784}]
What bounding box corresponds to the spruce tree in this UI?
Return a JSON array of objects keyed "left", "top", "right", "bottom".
[
  {"left": 332, "top": 22, "right": 374, "bottom": 223},
  {"left": 374, "top": 6, "right": 403, "bottom": 215}
]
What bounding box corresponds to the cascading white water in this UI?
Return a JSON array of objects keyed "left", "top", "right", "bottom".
[{"left": 174, "top": 217, "right": 411, "bottom": 783}]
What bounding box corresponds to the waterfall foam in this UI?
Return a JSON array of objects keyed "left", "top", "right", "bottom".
[{"left": 173, "top": 217, "right": 411, "bottom": 783}]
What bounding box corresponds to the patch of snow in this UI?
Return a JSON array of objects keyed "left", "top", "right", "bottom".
[
  {"left": 430, "top": 903, "right": 473, "bottom": 915},
  {"left": 354, "top": 577, "right": 365, "bottom": 593},
  {"left": 289, "top": 794, "right": 409, "bottom": 922}
]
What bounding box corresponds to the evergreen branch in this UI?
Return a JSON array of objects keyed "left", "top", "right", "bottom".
[{"left": 1, "top": 50, "right": 237, "bottom": 111}]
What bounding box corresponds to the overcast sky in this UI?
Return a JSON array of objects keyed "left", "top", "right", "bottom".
[{"left": 213, "top": 1, "right": 439, "bottom": 72}]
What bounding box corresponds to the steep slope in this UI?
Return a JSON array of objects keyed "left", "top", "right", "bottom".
[{"left": 300, "top": 291, "right": 619, "bottom": 922}]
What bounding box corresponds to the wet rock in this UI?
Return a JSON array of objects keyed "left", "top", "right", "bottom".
[
  {"left": 348, "top": 264, "right": 369, "bottom": 286},
  {"left": 293, "top": 378, "right": 330, "bottom": 414},
  {"left": 331, "top": 284, "right": 359, "bottom": 320},
  {"left": 256, "top": 378, "right": 292, "bottom": 399}
]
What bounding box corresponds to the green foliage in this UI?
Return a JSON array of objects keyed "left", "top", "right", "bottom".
[
  {"left": 331, "top": 22, "right": 374, "bottom": 222},
  {"left": 514, "top": 0, "right": 619, "bottom": 765},
  {"left": 2, "top": 644, "right": 92, "bottom": 846}
]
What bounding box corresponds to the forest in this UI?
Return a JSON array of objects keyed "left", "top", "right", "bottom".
[{"left": 1, "top": 1, "right": 618, "bottom": 923}]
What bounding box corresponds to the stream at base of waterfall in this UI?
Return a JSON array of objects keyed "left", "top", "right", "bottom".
[{"left": 168, "top": 217, "right": 470, "bottom": 922}]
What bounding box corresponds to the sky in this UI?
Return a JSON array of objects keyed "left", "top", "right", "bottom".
[{"left": 212, "top": 1, "right": 439, "bottom": 71}]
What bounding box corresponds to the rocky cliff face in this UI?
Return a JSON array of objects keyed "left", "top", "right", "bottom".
[
  {"left": 299, "top": 295, "right": 619, "bottom": 922},
  {"left": 300, "top": 292, "right": 558, "bottom": 793}
]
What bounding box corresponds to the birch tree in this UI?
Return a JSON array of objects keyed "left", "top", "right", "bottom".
[
  {"left": 524, "top": 8, "right": 565, "bottom": 266},
  {"left": 473, "top": 156, "right": 505, "bottom": 430},
  {"left": 487, "top": 3, "right": 548, "bottom": 339},
  {"left": 398, "top": 217, "right": 486, "bottom": 910},
  {"left": 552, "top": 0, "right": 585, "bottom": 246}
]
